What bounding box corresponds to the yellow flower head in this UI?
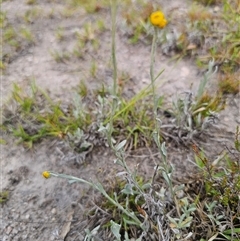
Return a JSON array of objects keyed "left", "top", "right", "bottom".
[
  {"left": 150, "top": 11, "right": 167, "bottom": 28},
  {"left": 42, "top": 171, "right": 51, "bottom": 179}
]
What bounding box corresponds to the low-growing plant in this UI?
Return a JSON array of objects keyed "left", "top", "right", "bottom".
[
  {"left": 170, "top": 0, "right": 240, "bottom": 76},
  {"left": 60, "top": 7, "right": 76, "bottom": 18},
  {"left": 192, "top": 129, "right": 240, "bottom": 240},
  {"left": 55, "top": 26, "right": 65, "bottom": 41},
  {"left": 19, "top": 27, "right": 35, "bottom": 43},
  {"left": 77, "top": 79, "right": 88, "bottom": 97},
  {"left": 194, "top": 0, "right": 223, "bottom": 6},
  {"left": 0, "top": 190, "right": 9, "bottom": 204},
  {"left": 68, "top": 0, "right": 108, "bottom": 13},
  {"left": 218, "top": 72, "right": 240, "bottom": 94},
  {"left": 2, "top": 81, "right": 92, "bottom": 148},
  {"left": 50, "top": 50, "right": 70, "bottom": 63},
  {"left": 166, "top": 60, "right": 224, "bottom": 143},
  {"left": 90, "top": 60, "right": 97, "bottom": 77},
  {"left": 2, "top": 13, "right": 36, "bottom": 67},
  {"left": 75, "top": 21, "right": 102, "bottom": 48},
  {"left": 101, "top": 84, "right": 159, "bottom": 149},
  {"left": 4, "top": 26, "right": 17, "bottom": 42},
  {"left": 25, "top": 0, "right": 36, "bottom": 5},
  {"left": 203, "top": 0, "right": 240, "bottom": 73},
  {"left": 0, "top": 10, "right": 7, "bottom": 28},
  {"left": 23, "top": 7, "right": 41, "bottom": 23},
  {"left": 0, "top": 61, "right": 6, "bottom": 70},
  {"left": 188, "top": 3, "right": 213, "bottom": 22}
]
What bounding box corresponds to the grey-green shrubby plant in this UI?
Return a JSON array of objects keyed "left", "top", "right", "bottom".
[{"left": 165, "top": 59, "right": 223, "bottom": 144}]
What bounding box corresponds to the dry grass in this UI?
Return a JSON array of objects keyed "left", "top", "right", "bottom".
[{"left": 218, "top": 72, "right": 240, "bottom": 94}]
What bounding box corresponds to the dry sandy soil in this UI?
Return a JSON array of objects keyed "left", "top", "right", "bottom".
[{"left": 1, "top": 0, "right": 239, "bottom": 240}]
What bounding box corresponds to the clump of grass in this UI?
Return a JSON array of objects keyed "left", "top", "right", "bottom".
[
  {"left": 101, "top": 83, "right": 159, "bottom": 149},
  {"left": 188, "top": 3, "right": 213, "bottom": 22},
  {"left": 0, "top": 10, "right": 7, "bottom": 28},
  {"left": 193, "top": 91, "right": 225, "bottom": 119},
  {"left": 201, "top": 0, "right": 240, "bottom": 73},
  {"left": 55, "top": 26, "right": 65, "bottom": 41},
  {"left": 25, "top": 0, "right": 37, "bottom": 5},
  {"left": 2, "top": 11, "right": 36, "bottom": 69},
  {"left": 90, "top": 60, "right": 97, "bottom": 77},
  {"left": 51, "top": 20, "right": 106, "bottom": 62},
  {"left": 0, "top": 61, "right": 6, "bottom": 70},
  {"left": 193, "top": 141, "right": 240, "bottom": 210},
  {"left": 77, "top": 79, "right": 88, "bottom": 97},
  {"left": 218, "top": 72, "right": 240, "bottom": 94},
  {"left": 171, "top": 0, "right": 239, "bottom": 76},
  {"left": 50, "top": 50, "right": 70, "bottom": 63},
  {"left": 19, "top": 27, "right": 35, "bottom": 43},
  {"left": 194, "top": 0, "right": 223, "bottom": 5},
  {"left": 173, "top": 4, "right": 212, "bottom": 57},
  {"left": 2, "top": 78, "right": 161, "bottom": 150},
  {"left": 68, "top": 0, "right": 108, "bottom": 13},
  {"left": 74, "top": 21, "right": 104, "bottom": 49},
  {"left": 0, "top": 191, "right": 9, "bottom": 204},
  {"left": 191, "top": 131, "right": 240, "bottom": 240},
  {"left": 60, "top": 7, "right": 76, "bottom": 18},
  {"left": 23, "top": 7, "right": 41, "bottom": 23},
  {"left": 2, "top": 81, "right": 92, "bottom": 148},
  {"left": 3, "top": 26, "right": 17, "bottom": 42}
]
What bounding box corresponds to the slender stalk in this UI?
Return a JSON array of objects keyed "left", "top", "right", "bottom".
[
  {"left": 111, "top": 0, "right": 118, "bottom": 97},
  {"left": 49, "top": 172, "right": 142, "bottom": 227},
  {"left": 150, "top": 27, "right": 178, "bottom": 210},
  {"left": 109, "top": 0, "right": 118, "bottom": 145},
  {"left": 150, "top": 27, "right": 158, "bottom": 122}
]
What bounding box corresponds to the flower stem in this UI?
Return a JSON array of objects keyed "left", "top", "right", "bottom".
[
  {"left": 108, "top": 0, "right": 118, "bottom": 145},
  {"left": 49, "top": 171, "right": 143, "bottom": 227},
  {"left": 111, "top": 0, "right": 118, "bottom": 97},
  {"left": 150, "top": 27, "right": 158, "bottom": 123},
  {"left": 150, "top": 27, "right": 177, "bottom": 207}
]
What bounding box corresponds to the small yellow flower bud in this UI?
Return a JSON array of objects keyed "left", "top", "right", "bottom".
[
  {"left": 42, "top": 171, "right": 51, "bottom": 179},
  {"left": 150, "top": 11, "right": 167, "bottom": 29}
]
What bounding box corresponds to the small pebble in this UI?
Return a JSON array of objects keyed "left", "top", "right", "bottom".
[
  {"left": 213, "top": 6, "right": 220, "bottom": 13},
  {"left": 142, "top": 78, "right": 148, "bottom": 84},
  {"left": 50, "top": 235, "right": 55, "bottom": 241},
  {"left": 12, "top": 228, "right": 18, "bottom": 235},
  {"left": 51, "top": 208, "right": 56, "bottom": 214},
  {"left": 5, "top": 226, "right": 12, "bottom": 235}
]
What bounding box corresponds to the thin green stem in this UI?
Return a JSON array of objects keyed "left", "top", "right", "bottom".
[
  {"left": 108, "top": 0, "right": 118, "bottom": 145},
  {"left": 49, "top": 172, "right": 143, "bottom": 227},
  {"left": 150, "top": 27, "right": 178, "bottom": 210},
  {"left": 111, "top": 0, "right": 118, "bottom": 97},
  {"left": 150, "top": 27, "right": 158, "bottom": 123}
]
